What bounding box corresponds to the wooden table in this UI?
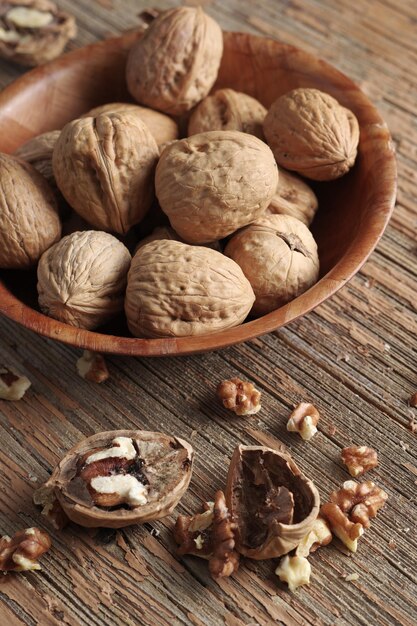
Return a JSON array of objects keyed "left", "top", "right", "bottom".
[{"left": 0, "top": 1, "right": 416, "bottom": 624}]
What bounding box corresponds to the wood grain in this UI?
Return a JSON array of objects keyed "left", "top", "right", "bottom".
[{"left": 0, "top": 1, "right": 416, "bottom": 625}]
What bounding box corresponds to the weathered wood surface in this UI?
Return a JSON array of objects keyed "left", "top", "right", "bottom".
[{"left": 0, "top": 1, "right": 416, "bottom": 625}]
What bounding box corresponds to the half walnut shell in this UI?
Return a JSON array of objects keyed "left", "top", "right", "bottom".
[
  {"left": 225, "top": 445, "right": 319, "bottom": 559},
  {"left": 44, "top": 430, "right": 194, "bottom": 528}
]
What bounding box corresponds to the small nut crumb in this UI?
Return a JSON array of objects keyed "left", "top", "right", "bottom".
[
  {"left": 0, "top": 366, "right": 31, "bottom": 401},
  {"left": 275, "top": 555, "right": 311, "bottom": 592},
  {"left": 296, "top": 516, "right": 332, "bottom": 557},
  {"left": 399, "top": 441, "right": 410, "bottom": 452},
  {"left": 344, "top": 572, "right": 359, "bottom": 582},
  {"left": 0, "top": 527, "right": 51, "bottom": 571},
  {"left": 408, "top": 416, "right": 417, "bottom": 433},
  {"left": 327, "top": 423, "right": 337, "bottom": 436},
  {"left": 409, "top": 392, "right": 417, "bottom": 408},
  {"left": 216, "top": 377, "right": 261, "bottom": 416},
  {"left": 388, "top": 539, "right": 396, "bottom": 550},
  {"left": 341, "top": 445, "right": 378, "bottom": 477},
  {"left": 287, "top": 402, "right": 320, "bottom": 441},
  {"left": 76, "top": 351, "right": 109, "bottom": 383}
]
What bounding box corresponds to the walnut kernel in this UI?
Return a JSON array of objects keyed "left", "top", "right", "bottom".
[
  {"left": 76, "top": 351, "right": 109, "bottom": 384},
  {"left": 341, "top": 445, "right": 378, "bottom": 477},
  {"left": 287, "top": 402, "right": 320, "bottom": 441},
  {"left": 295, "top": 516, "right": 332, "bottom": 557},
  {"left": 0, "top": 367, "right": 31, "bottom": 401},
  {"left": 275, "top": 555, "right": 311, "bottom": 592},
  {"left": 216, "top": 378, "right": 261, "bottom": 416},
  {"left": 0, "top": 527, "right": 51, "bottom": 571}
]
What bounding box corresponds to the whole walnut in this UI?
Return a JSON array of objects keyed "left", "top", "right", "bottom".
[
  {"left": 126, "top": 7, "right": 223, "bottom": 115},
  {"left": 14, "top": 130, "right": 60, "bottom": 186},
  {"left": 125, "top": 240, "right": 255, "bottom": 338},
  {"left": 264, "top": 88, "right": 360, "bottom": 181},
  {"left": 82, "top": 103, "right": 178, "bottom": 148},
  {"left": 52, "top": 112, "right": 159, "bottom": 234},
  {"left": 266, "top": 169, "right": 318, "bottom": 226},
  {"left": 135, "top": 226, "right": 222, "bottom": 254},
  {"left": 0, "top": 153, "right": 61, "bottom": 269},
  {"left": 225, "top": 214, "right": 319, "bottom": 316},
  {"left": 188, "top": 89, "right": 267, "bottom": 139},
  {"left": 156, "top": 131, "right": 278, "bottom": 243},
  {"left": 38, "top": 231, "right": 131, "bottom": 330},
  {"left": 0, "top": 0, "right": 76, "bottom": 67}
]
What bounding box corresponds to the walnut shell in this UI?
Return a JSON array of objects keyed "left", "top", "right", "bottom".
[
  {"left": 126, "top": 7, "right": 223, "bottom": 115},
  {"left": 0, "top": 0, "right": 76, "bottom": 67},
  {"left": 52, "top": 112, "right": 159, "bottom": 234},
  {"left": 125, "top": 240, "right": 255, "bottom": 338},
  {"left": 225, "top": 214, "right": 319, "bottom": 316},
  {"left": 188, "top": 89, "right": 267, "bottom": 139},
  {"left": 43, "top": 429, "right": 194, "bottom": 528},
  {"left": 225, "top": 445, "right": 320, "bottom": 559},
  {"left": 134, "top": 226, "right": 222, "bottom": 254},
  {"left": 37, "top": 231, "right": 131, "bottom": 330},
  {"left": 155, "top": 130, "right": 278, "bottom": 243},
  {"left": 82, "top": 103, "right": 178, "bottom": 147},
  {"left": 266, "top": 169, "right": 318, "bottom": 226},
  {"left": 0, "top": 153, "right": 61, "bottom": 269},
  {"left": 14, "top": 130, "right": 60, "bottom": 186},
  {"left": 264, "top": 88, "right": 360, "bottom": 181}
]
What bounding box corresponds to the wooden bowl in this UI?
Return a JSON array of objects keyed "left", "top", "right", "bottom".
[{"left": 0, "top": 32, "right": 396, "bottom": 356}]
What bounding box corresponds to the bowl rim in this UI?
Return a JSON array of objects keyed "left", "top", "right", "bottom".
[{"left": 0, "top": 32, "right": 397, "bottom": 356}]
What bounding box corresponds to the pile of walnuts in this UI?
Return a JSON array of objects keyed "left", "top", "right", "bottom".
[{"left": 0, "top": 6, "right": 360, "bottom": 339}]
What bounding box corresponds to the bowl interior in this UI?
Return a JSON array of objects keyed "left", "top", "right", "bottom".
[{"left": 0, "top": 31, "right": 396, "bottom": 356}]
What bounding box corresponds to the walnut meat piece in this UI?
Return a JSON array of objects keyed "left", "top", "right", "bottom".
[
  {"left": 295, "top": 516, "right": 332, "bottom": 557},
  {"left": 264, "top": 88, "right": 360, "bottom": 181},
  {"left": 82, "top": 103, "right": 178, "bottom": 148},
  {"left": 217, "top": 378, "right": 261, "bottom": 416},
  {"left": 41, "top": 430, "right": 194, "bottom": 528},
  {"left": 0, "top": 153, "right": 61, "bottom": 269},
  {"left": 52, "top": 112, "right": 159, "bottom": 234},
  {"left": 0, "top": 527, "right": 51, "bottom": 571},
  {"left": 37, "top": 231, "right": 131, "bottom": 330},
  {"left": 275, "top": 555, "right": 311, "bottom": 592},
  {"left": 0, "top": 0, "right": 76, "bottom": 67},
  {"left": 0, "top": 367, "right": 31, "bottom": 401},
  {"left": 14, "top": 130, "right": 60, "bottom": 187},
  {"left": 341, "top": 446, "right": 378, "bottom": 477},
  {"left": 265, "top": 169, "right": 318, "bottom": 226},
  {"left": 125, "top": 240, "right": 255, "bottom": 338},
  {"left": 174, "top": 491, "right": 239, "bottom": 579},
  {"left": 225, "top": 214, "right": 319, "bottom": 316},
  {"left": 76, "top": 351, "right": 109, "bottom": 384},
  {"left": 156, "top": 131, "right": 278, "bottom": 244},
  {"left": 188, "top": 89, "right": 267, "bottom": 139},
  {"left": 321, "top": 480, "right": 388, "bottom": 552},
  {"left": 126, "top": 7, "right": 223, "bottom": 115},
  {"left": 225, "top": 445, "right": 320, "bottom": 559},
  {"left": 287, "top": 402, "right": 320, "bottom": 441}
]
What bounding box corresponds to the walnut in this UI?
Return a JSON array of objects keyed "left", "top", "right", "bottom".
[
  {"left": 33, "top": 483, "right": 68, "bottom": 530},
  {"left": 37, "top": 231, "right": 131, "bottom": 330},
  {"left": 0, "top": 0, "right": 76, "bottom": 67},
  {"left": 188, "top": 89, "right": 267, "bottom": 139},
  {"left": 76, "top": 351, "right": 109, "bottom": 384},
  {"left": 174, "top": 491, "right": 239, "bottom": 579},
  {"left": 321, "top": 480, "right": 388, "bottom": 552},
  {"left": 295, "top": 516, "right": 332, "bottom": 557},
  {"left": 225, "top": 214, "right": 319, "bottom": 316},
  {"left": 40, "top": 430, "right": 194, "bottom": 528},
  {"left": 216, "top": 378, "right": 261, "bottom": 416},
  {"left": 52, "top": 112, "right": 159, "bottom": 234},
  {"left": 134, "top": 226, "right": 222, "bottom": 254},
  {"left": 225, "top": 445, "right": 320, "bottom": 559},
  {"left": 0, "top": 527, "right": 51, "bottom": 571},
  {"left": 264, "top": 88, "right": 360, "bottom": 181},
  {"left": 125, "top": 240, "right": 255, "bottom": 338},
  {"left": 286, "top": 402, "right": 320, "bottom": 441},
  {"left": 0, "top": 366, "right": 31, "bottom": 401},
  {"left": 341, "top": 446, "right": 378, "bottom": 477},
  {"left": 82, "top": 103, "right": 178, "bottom": 148},
  {"left": 156, "top": 131, "right": 278, "bottom": 244},
  {"left": 0, "top": 153, "right": 61, "bottom": 269},
  {"left": 265, "top": 169, "right": 318, "bottom": 226},
  {"left": 126, "top": 7, "right": 223, "bottom": 115},
  {"left": 275, "top": 555, "right": 311, "bottom": 592},
  {"left": 14, "top": 130, "right": 60, "bottom": 187}
]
